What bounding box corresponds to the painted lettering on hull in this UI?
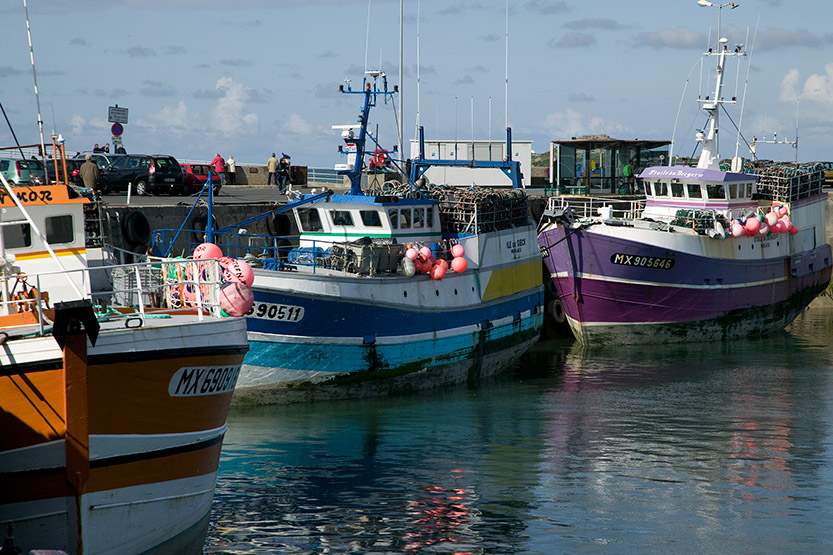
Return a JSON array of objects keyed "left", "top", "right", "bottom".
[
  {"left": 168, "top": 365, "right": 241, "bottom": 397},
  {"left": 610, "top": 253, "right": 675, "bottom": 270}
]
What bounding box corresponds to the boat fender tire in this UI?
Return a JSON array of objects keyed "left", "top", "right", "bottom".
[
  {"left": 547, "top": 298, "right": 567, "bottom": 325},
  {"left": 122, "top": 210, "right": 152, "bottom": 247},
  {"left": 190, "top": 214, "right": 219, "bottom": 244},
  {"left": 268, "top": 213, "right": 292, "bottom": 237}
]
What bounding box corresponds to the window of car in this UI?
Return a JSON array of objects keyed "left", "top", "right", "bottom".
[{"left": 109, "top": 156, "right": 128, "bottom": 169}]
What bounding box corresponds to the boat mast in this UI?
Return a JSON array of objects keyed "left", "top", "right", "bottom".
[
  {"left": 23, "top": 0, "right": 49, "bottom": 183},
  {"left": 695, "top": 1, "right": 740, "bottom": 170}
]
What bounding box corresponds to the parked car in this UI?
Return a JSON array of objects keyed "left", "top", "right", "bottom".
[
  {"left": 0, "top": 157, "right": 32, "bottom": 184},
  {"left": 100, "top": 154, "right": 184, "bottom": 195},
  {"left": 181, "top": 162, "right": 221, "bottom": 195},
  {"left": 73, "top": 152, "right": 125, "bottom": 171},
  {"left": 64, "top": 158, "right": 85, "bottom": 186}
]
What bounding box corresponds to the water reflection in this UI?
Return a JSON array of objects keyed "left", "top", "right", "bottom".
[{"left": 207, "top": 309, "right": 833, "bottom": 554}]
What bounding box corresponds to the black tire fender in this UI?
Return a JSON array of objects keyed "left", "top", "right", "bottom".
[
  {"left": 190, "top": 213, "right": 219, "bottom": 244},
  {"left": 121, "top": 210, "right": 152, "bottom": 247}
]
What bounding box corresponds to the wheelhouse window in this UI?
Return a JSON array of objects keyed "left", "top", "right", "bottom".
[
  {"left": 45, "top": 215, "right": 74, "bottom": 244},
  {"left": 686, "top": 184, "right": 702, "bottom": 198},
  {"left": 426, "top": 207, "right": 434, "bottom": 227},
  {"left": 388, "top": 209, "right": 399, "bottom": 229},
  {"left": 329, "top": 210, "right": 354, "bottom": 226},
  {"left": 360, "top": 210, "right": 382, "bottom": 227},
  {"left": 728, "top": 184, "right": 739, "bottom": 199},
  {"left": 706, "top": 184, "right": 726, "bottom": 200},
  {"left": 413, "top": 208, "right": 424, "bottom": 228},
  {"left": 297, "top": 208, "right": 323, "bottom": 231},
  {"left": 3, "top": 223, "right": 31, "bottom": 249},
  {"left": 399, "top": 209, "right": 411, "bottom": 229},
  {"left": 653, "top": 181, "right": 668, "bottom": 197},
  {"left": 671, "top": 182, "right": 685, "bottom": 198}
]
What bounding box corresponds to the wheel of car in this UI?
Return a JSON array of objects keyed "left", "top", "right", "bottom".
[{"left": 135, "top": 180, "right": 148, "bottom": 196}]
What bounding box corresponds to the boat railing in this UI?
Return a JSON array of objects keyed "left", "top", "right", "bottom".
[
  {"left": 0, "top": 258, "right": 226, "bottom": 337},
  {"left": 546, "top": 195, "right": 645, "bottom": 221}
]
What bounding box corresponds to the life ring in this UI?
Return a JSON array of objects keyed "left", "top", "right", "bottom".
[
  {"left": 190, "top": 213, "right": 219, "bottom": 244},
  {"left": 122, "top": 210, "right": 152, "bottom": 246}
]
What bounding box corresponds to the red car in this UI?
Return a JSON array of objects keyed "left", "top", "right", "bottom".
[{"left": 181, "top": 163, "right": 222, "bottom": 195}]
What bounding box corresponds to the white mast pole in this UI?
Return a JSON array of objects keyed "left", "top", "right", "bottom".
[
  {"left": 398, "top": 0, "right": 403, "bottom": 158},
  {"left": 23, "top": 0, "right": 48, "bottom": 181}
]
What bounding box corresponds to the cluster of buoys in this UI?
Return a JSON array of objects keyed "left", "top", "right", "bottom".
[
  {"left": 400, "top": 243, "right": 468, "bottom": 280},
  {"left": 729, "top": 205, "right": 797, "bottom": 238},
  {"left": 180, "top": 243, "right": 255, "bottom": 317}
]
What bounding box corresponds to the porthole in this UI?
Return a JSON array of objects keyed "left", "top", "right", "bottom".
[
  {"left": 404, "top": 290, "right": 408, "bottom": 297},
  {"left": 435, "top": 290, "right": 439, "bottom": 296},
  {"left": 454, "top": 289, "right": 458, "bottom": 295}
]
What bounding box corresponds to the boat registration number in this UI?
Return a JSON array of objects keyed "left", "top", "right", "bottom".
[
  {"left": 246, "top": 301, "right": 305, "bottom": 322},
  {"left": 610, "top": 253, "right": 674, "bottom": 270}
]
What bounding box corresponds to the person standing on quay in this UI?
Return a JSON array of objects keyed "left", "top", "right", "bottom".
[
  {"left": 227, "top": 155, "right": 236, "bottom": 185},
  {"left": 266, "top": 153, "right": 278, "bottom": 186},
  {"left": 211, "top": 153, "right": 226, "bottom": 187},
  {"left": 80, "top": 153, "right": 100, "bottom": 191},
  {"left": 278, "top": 153, "right": 291, "bottom": 193}
]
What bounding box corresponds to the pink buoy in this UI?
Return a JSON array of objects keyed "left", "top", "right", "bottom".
[
  {"left": 757, "top": 222, "right": 769, "bottom": 236},
  {"left": 436, "top": 258, "right": 449, "bottom": 271},
  {"left": 419, "top": 246, "right": 432, "bottom": 259},
  {"left": 405, "top": 248, "right": 418, "bottom": 261},
  {"left": 744, "top": 218, "right": 760, "bottom": 233},
  {"left": 193, "top": 242, "right": 223, "bottom": 260},
  {"left": 223, "top": 259, "right": 255, "bottom": 286},
  {"left": 218, "top": 256, "right": 234, "bottom": 268},
  {"left": 451, "top": 257, "right": 468, "bottom": 273},
  {"left": 778, "top": 205, "right": 789, "bottom": 217},
  {"left": 789, "top": 224, "right": 798, "bottom": 234},
  {"left": 430, "top": 264, "right": 446, "bottom": 280},
  {"left": 745, "top": 227, "right": 757, "bottom": 237},
  {"left": 451, "top": 244, "right": 465, "bottom": 258},
  {"left": 730, "top": 222, "right": 745, "bottom": 238},
  {"left": 182, "top": 284, "right": 198, "bottom": 305},
  {"left": 219, "top": 282, "right": 255, "bottom": 317},
  {"left": 765, "top": 212, "right": 778, "bottom": 227},
  {"left": 774, "top": 219, "right": 787, "bottom": 233}
]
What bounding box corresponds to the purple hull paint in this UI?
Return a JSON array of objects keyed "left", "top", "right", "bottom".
[{"left": 539, "top": 224, "right": 832, "bottom": 343}]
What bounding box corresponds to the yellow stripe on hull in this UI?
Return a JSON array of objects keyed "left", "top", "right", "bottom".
[
  {"left": 481, "top": 259, "right": 543, "bottom": 301},
  {"left": 13, "top": 247, "right": 86, "bottom": 261}
]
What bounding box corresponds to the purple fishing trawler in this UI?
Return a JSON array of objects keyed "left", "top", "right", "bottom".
[{"left": 537, "top": 2, "right": 832, "bottom": 344}]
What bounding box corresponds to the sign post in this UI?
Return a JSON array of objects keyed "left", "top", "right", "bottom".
[{"left": 108, "top": 105, "right": 128, "bottom": 124}]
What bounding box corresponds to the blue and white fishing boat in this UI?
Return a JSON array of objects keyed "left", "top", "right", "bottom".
[{"left": 157, "top": 72, "right": 543, "bottom": 403}]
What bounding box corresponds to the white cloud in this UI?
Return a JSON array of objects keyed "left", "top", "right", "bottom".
[
  {"left": 136, "top": 101, "right": 196, "bottom": 136},
  {"left": 779, "top": 64, "right": 833, "bottom": 122},
  {"left": 210, "top": 77, "right": 259, "bottom": 135},
  {"left": 541, "top": 108, "right": 626, "bottom": 138},
  {"left": 282, "top": 113, "right": 313, "bottom": 136}
]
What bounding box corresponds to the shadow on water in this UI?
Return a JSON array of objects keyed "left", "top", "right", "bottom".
[{"left": 206, "top": 309, "right": 833, "bottom": 554}]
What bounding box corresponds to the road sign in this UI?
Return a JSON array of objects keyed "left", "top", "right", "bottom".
[
  {"left": 108, "top": 105, "right": 129, "bottom": 124},
  {"left": 111, "top": 123, "right": 124, "bottom": 136}
]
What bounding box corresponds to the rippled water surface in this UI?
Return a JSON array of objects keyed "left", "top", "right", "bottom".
[{"left": 206, "top": 309, "right": 833, "bottom": 553}]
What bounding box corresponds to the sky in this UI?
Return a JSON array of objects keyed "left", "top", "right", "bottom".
[{"left": 1, "top": 0, "right": 832, "bottom": 168}]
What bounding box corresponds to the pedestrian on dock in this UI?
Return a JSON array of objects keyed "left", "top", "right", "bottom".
[
  {"left": 227, "top": 155, "right": 236, "bottom": 185},
  {"left": 80, "top": 153, "right": 101, "bottom": 191},
  {"left": 623, "top": 161, "right": 635, "bottom": 194},
  {"left": 211, "top": 153, "right": 226, "bottom": 187},
  {"left": 267, "top": 153, "right": 278, "bottom": 186},
  {"left": 278, "top": 153, "right": 291, "bottom": 193}
]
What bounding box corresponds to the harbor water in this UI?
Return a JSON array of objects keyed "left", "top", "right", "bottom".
[{"left": 205, "top": 308, "right": 833, "bottom": 554}]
